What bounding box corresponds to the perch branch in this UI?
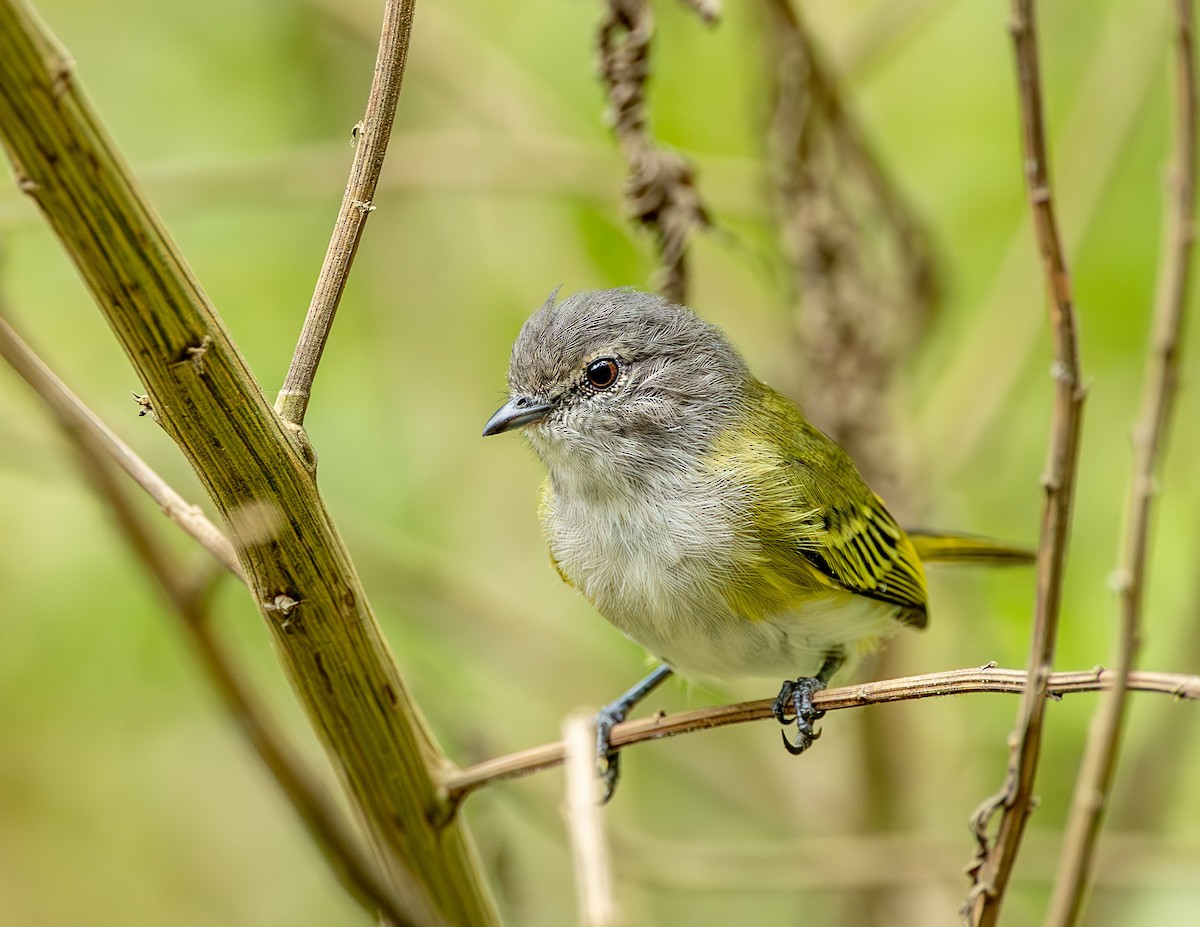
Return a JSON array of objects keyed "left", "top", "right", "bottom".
[
  {"left": 965, "top": 4, "right": 1087, "bottom": 924},
  {"left": 276, "top": 0, "right": 416, "bottom": 427},
  {"left": 1045, "top": 4, "right": 1197, "bottom": 925},
  {"left": 439, "top": 666, "right": 1199, "bottom": 802}
]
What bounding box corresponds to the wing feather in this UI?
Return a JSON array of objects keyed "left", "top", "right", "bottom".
[{"left": 735, "top": 382, "right": 930, "bottom": 628}]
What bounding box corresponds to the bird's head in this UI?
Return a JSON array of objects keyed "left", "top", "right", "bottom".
[{"left": 483, "top": 288, "right": 750, "bottom": 479}]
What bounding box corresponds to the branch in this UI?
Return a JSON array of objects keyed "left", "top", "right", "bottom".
[
  {"left": 1045, "top": 5, "right": 1197, "bottom": 924},
  {"left": 596, "top": 0, "right": 711, "bottom": 303},
  {"left": 275, "top": 0, "right": 416, "bottom": 427},
  {"left": 0, "top": 306, "right": 427, "bottom": 924},
  {"left": 0, "top": 2, "right": 497, "bottom": 923},
  {"left": 965, "top": 4, "right": 1086, "bottom": 923},
  {"left": 439, "top": 666, "right": 1199, "bottom": 802}
]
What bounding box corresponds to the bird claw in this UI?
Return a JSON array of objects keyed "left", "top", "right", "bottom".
[
  {"left": 773, "top": 676, "right": 827, "bottom": 756},
  {"left": 595, "top": 703, "right": 626, "bottom": 804}
]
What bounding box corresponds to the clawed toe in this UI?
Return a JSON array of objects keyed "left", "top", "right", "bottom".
[{"left": 772, "top": 675, "right": 828, "bottom": 756}]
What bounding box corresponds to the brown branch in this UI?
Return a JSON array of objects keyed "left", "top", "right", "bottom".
[
  {"left": 276, "top": 0, "right": 416, "bottom": 427},
  {"left": 439, "top": 666, "right": 1199, "bottom": 802},
  {"left": 965, "top": 4, "right": 1087, "bottom": 924},
  {"left": 596, "top": 0, "right": 711, "bottom": 303},
  {"left": 1045, "top": 5, "right": 1197, "bottom": 925},
  {"left": 762, "top": 8, "right": 943, "bottom": 921}
]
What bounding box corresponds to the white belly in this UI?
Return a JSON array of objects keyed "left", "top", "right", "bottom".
[{"left": 543, "top": 482, "right": 904, "bottom": 681}]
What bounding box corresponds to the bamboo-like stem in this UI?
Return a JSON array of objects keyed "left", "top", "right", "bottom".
[
  {"left": 964, "top": 4, "right": 1086, "bottom": 923},
  {"left": 0, "top": 308, "right": 425, "bottom": 924},
  {"left": 0, "top": 2, "right": 496, "bottom": 924},
  {"left": 439, "top": 666, "right": 1199, "bottom": 802},
  {"left": 276, "top": 0, "right": 416, "bottom": 427},
  {"left": 1044, "top": 5, "right": 1197, "bottom": 925}
]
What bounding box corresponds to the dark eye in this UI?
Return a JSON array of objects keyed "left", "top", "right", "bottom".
[{"left": 585, "top": 357, "right": 620, "bottom": 390}]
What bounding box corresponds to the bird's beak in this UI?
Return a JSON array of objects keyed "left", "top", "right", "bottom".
[{"left": 482, "top": 396, "right": 553, "bottom": 436}]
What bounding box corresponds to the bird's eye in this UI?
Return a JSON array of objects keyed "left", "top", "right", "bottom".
[{"left": 585, "top": 357, "right": 620, "bottom": 390}]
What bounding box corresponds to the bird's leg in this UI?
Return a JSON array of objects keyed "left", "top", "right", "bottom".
[
  {"left": 595, "top": 664, "right": 673, "bottom": 802},
  {"left": 772, "top": 651, "right": 844, "bottom": 756}
]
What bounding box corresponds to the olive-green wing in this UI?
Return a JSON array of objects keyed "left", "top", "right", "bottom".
[{"left": 746, "top": 385, "right": 930, "bottom": 627}]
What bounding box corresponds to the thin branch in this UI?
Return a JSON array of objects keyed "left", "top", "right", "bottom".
[
  {"left": 965, "top": 4, "right": 1086, "bottom": 923},
  {"left": 276, "top": 0, "right": 416, "bottom": 427},
  {"left": 596, "top": 0, "right": 711, "bottom": 303},
  {"left": 0, "top": 313, "right": 243, "bottom": 580},
  {"left": 1045, "top": 5, "right": 1197, "bottom": 925},
  {"left": 562, "top": 712, "right": 619, "bottom": 927},
  {"left": 439, "top": 666, "right": 1199, "bottom": 802}
]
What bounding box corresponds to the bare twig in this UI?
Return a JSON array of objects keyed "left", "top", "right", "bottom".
[
  {"left": 562, "top": 712, "right": 619, "bottom": 927},
  {"left": 596, "top": 0, "right": 712, "bottom": 303},
  {"left": 0, "top": 311, "right": 423, "bottom": 925},
  {"left": 439, "top": 666, "right": 1199, "bottom": 802},
  {"left": 0, "top": 313, "right": 243, "bottom": 580},
  {"left": 1045, "top": 5, "right": 1197, "bottom": 925},
  {"left": 964, "top": 4, "right": 1086, "bottom": 924},
  {"left": 918, "top": 9, "right": 1168, "bottom": 483},
  {"left": 276, "top": 0, "right": 416, "bottom": 427}
]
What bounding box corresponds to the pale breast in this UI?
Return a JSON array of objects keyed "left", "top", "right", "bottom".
[{"left": 542, "top": 476, "right": 904, "bottom": 681}]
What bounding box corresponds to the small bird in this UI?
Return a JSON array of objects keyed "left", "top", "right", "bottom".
[{"left": 484, "top": 288, "right": 1028, "bottom": 797}]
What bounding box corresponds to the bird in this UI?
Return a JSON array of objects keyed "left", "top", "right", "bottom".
[{"left": 483, "top": 287, "right": 1030, "bottom": 798}]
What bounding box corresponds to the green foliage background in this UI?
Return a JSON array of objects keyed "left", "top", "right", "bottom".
[{"left": 0, "top": 1, "right": 1197, "bottom": 924}]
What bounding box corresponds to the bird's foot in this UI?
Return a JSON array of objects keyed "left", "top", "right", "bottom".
[
  {"left": 594, "top": 701, "right": 627, "bottom": 803},
  {"left": 592, "top": 664, "right": 674, "bottom": 802},
  {"left": 772, "top": 676, "right": 827, "bottom": 756}
]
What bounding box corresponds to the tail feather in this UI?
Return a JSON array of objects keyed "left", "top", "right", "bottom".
[{"left": 907, "top": 530, "right": 1035, "bottom": 566}]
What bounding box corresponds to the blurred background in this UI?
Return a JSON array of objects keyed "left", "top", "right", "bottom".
[{"left": 1, "top": 0, "right": 1198, "bottom": 924}]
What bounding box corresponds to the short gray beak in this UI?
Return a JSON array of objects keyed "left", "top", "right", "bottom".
[{"left": 482, "top": 396, "right": 553, "bottom": 436}]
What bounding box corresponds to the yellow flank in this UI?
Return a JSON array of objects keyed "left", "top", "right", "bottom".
[{"left": 539, "top": 480, "right": 574, "bottom": 587}]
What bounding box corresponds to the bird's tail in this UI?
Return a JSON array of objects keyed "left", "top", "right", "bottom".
[{"left": 907, "top": 530, "right": 1035, "bottom": 566}]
